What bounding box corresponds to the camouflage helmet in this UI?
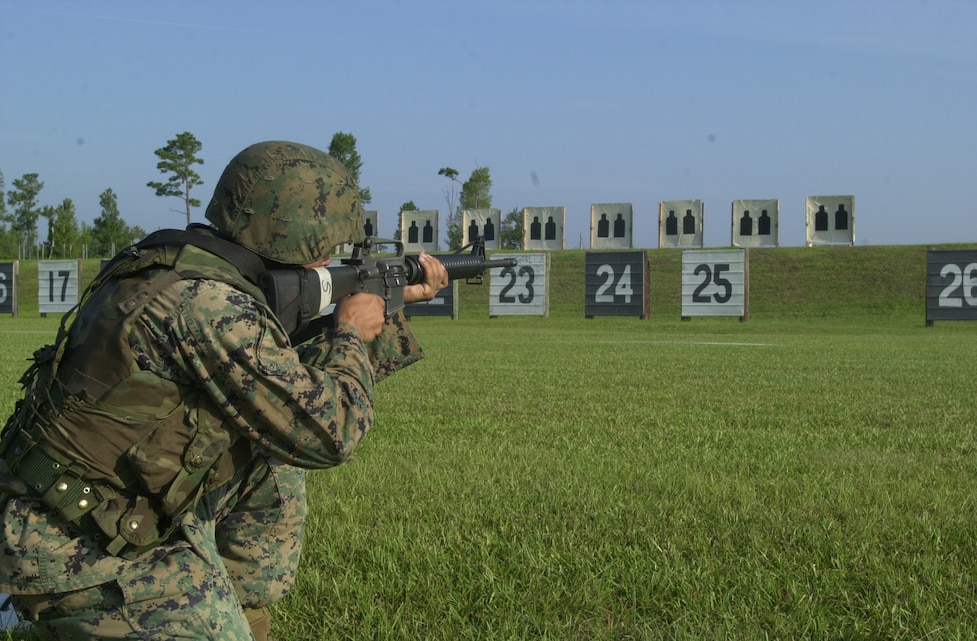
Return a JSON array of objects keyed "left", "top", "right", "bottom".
[{"left": 205, "top": 141, "right": 365, "bottom": 265}]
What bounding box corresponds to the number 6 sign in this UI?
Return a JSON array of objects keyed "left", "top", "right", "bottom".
[
  {"left": 0, "top": 261, "right": 18, "bottom": 316},
  {"left": 681, "top": 249, "right": 749, "bottom": 321}
]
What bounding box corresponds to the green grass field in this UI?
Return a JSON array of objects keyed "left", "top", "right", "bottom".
[{"left": 3, "top": 245, "right": 977, "bottom": 640}]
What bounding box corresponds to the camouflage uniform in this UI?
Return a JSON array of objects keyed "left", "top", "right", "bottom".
[{"left": 0, "top": 142, "right": 423, "bottom": 639}]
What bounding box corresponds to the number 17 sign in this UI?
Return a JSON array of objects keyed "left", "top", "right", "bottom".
[
  {"left": 38, "top": 259, "right": 81, "bottom": 315},
  {"left": 681, "top": 249, "right": 750, "bottom": 321}
]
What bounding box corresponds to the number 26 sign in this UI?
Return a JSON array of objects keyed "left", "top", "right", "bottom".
[{"left": 926, "top": 249, "right": 977, "bottom": 325}]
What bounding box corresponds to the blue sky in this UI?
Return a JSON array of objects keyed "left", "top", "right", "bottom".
[{"left": 1, "top": 0, "right": 974, "bottom": 249}]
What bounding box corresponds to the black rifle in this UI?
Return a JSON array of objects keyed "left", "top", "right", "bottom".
[{"left": 258, "top": 237, "right": 517, "bottom": 342}]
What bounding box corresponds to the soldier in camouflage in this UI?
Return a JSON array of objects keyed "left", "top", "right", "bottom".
[{"left": 0, "top": 141, "right": 447, "bottom": 639}]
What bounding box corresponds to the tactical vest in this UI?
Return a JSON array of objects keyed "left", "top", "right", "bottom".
[{"left": 0, "top": 228, "right": 268, "bottom": 559}]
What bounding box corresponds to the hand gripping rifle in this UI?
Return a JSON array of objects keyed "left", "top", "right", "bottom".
[{"left": 258, "top": 237, "right": 517, "bottom": 343}]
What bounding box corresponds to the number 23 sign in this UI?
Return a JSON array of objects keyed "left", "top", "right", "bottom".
[
  {"left": 489, "top": 253, "right": 548, "bottom": 317},
  {"left": 681, "top": 249, "right": 749, "bottom": 320}
]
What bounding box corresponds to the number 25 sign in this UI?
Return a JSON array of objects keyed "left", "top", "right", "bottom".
[{"left": 681, "top": 249, "right": 750, "bottom": 321}]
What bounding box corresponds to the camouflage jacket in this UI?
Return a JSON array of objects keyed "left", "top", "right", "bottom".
[{"left": 0, "top": 237, "right": 423, "bottom": 589}]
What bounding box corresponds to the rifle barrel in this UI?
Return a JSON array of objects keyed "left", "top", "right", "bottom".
[{"left": 404, "top": 253, "right": 517, "bottom": 284}]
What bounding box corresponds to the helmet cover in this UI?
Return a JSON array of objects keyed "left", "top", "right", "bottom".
[{"left": 205, "top": 141, "right": 364, "bottom": 264}]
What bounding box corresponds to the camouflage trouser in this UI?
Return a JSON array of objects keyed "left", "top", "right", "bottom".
[{"left": 11, "top": 455, "right": 307, "bottom": 640}]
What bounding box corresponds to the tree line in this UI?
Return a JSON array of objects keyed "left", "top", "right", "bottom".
[
  {"left": 0, "top": 173, "right": 145, "bottom": 261},
  {"left": 0, "top": 131, "right": 524, "bottom": 260}
]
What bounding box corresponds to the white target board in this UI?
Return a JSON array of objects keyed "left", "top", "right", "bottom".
[
  {"left": 488, "top": 253, "right": 549, "bottom": 316},
  {"left": 522, "top": 207, "right": 565, "bottom": 250},
  {"left": 401, "top": 209, "right": 440, "bottom": 253},
  {"left": 681, "top": 250, "right": 749, "bottom": 320},
  {"left": 659, "top": 200, "right": 704, "bottom": 248},
  {"left": 39, "top": 260, "right": 81, "bottom": 314},
  {"left": 806, "top": 195, "right": 855, "bottom": 246},
  {"left": 590, "top": 203, "right": 633, "bottom": 249},
  {"left": 731, "top": 199, "right": 779, "bottom": 247},
  {"left": 462, "top": 208, "right": 502, "bottom": 250},
  {"left": 335, "top": 210, "right": 379, "bottom": 255}
]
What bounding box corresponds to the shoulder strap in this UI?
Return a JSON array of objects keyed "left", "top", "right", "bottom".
[{"left": 137, "top": 225, "right": 266, "bottom": 285}]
